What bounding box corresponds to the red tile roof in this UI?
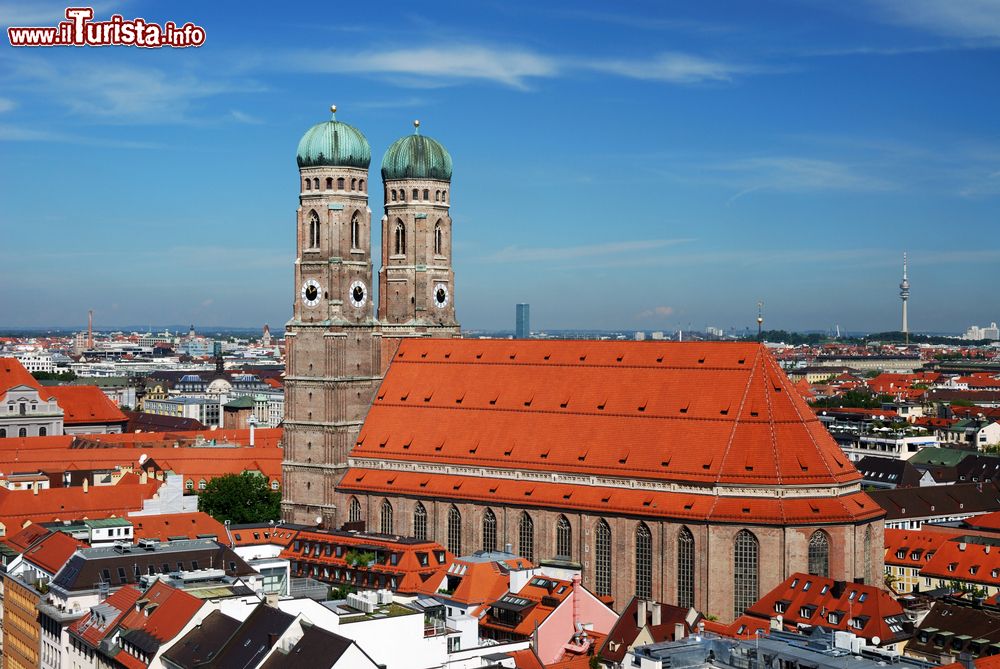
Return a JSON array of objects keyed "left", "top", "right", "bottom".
[
  {"left": 479, "top": 575, "right": 576, "bottom": 638},
  {"left": 339, "top": 468, "right": 883, "bottom": 526},
  {"left": 131, "top": 512, "right": 226, "bottom": 542},
  {"left": 117, "top": 580, "right": 203, "bottom": 656},
  {"left": 352, "top": 341, "right": 860, "bottom": 488},
  {"left": 922, "top": 536, "right": 1000, "bottom": 588},
  {"left": 445, "top": 554, "right": 532, "bottom": 612},
  {"left": 23, "top": 530, "right": 85, "bottom": 574},
  {"left": 883, "top": 528, "right": 961, "bottom": 569},
  {"left": 4, "top": 521, "right": 52, "bottom": 552},
  {"left": 48, "top": 386, "right": 128, "bottom": 425},
  {"left": 70, "top": 585, "right": 143, "bottom": 647},
  {"left": 510, "top": 649, "right": 546, "bottom": 669},
  {"left": 0, "top": 478, "right": 162, "bottom": 534},
  {"left": 742, "top": 572, "right": 909, "bottom": 644},
  {"left": 0, "top": 357, "right": 54, "bottom": 399}
]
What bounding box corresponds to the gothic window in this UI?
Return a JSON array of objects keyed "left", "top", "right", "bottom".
[
  {"left": 313, "top": 178, "right": 319, "bottom": 190},
  {"left": 304, "top": 178, "right": 311, "bottom": 191},
  {"left": 351, "top": 212, "right": 361, "bottom": 250},
  {"left": 413, "top": 502, "right": 428, "bottom": 540},
  {"left": 380, "top": 499, "right": 394, "bottom": 534},
  {"left": 399, "top": 189, "right": 405, "bottom": 201},
  {"left": 337, "top": 177, "right": 345, "bottom": 190},
  {"left": 808, "top": 530, "right": 830, "bottom": 578},
  {"left": 863, "top": 525, "right": 873, "bottom": 584},
  {"left": 348, "top": 496, "right": 362, "bottom": 523},
  {"left": 423, "top": 188, "right": 429, "bottom": 200},
  {"left": 677, "top": 526, "right": 695, "bottom": 609},
  {"left": 519, "top": 512, "right": 534, "bottom": 562},
  {"left": 434, "top": 221, "right": 443, "bottom": 255},
  {"left": 734, "top": 530, "right": 759, "bottom": 618},
  {"left": 391, "top": 189, "right": 397, "bottom": 202},
  {"left": 412, "top": 188, "right": 419, "bottom": 200},
  {"left": 359, "top": 178, "right": 365, "bottom": 192},
  {"left": 308, "top": 210, "right": 320, "bottom": 249},
  {"left": 351, "top": 178, "right": 357, "bottom": 191},
  {"left": 443, "top": 189, "right": 448, "bottom": 202},
  {"left": 394, "top": 221, "right": 406, "bottom": 256},
  {"left": 326, "top": 177, "right": 333, "bottom": 189},
  {"left": 595, "top": 519, "right": 612, "bottom": 596},
  {"left": 482, "top": 508, "right": 497, "bottom": 552},
  {"left": 556, "top": 516, "right": 572, "bottom": 559},
  {"left": 448, "top": 505, "right": 462, "bottom": 555},
  {"left": 635, "top": 523, "right": 652, "bottom": 599},
  {"left": 435, "top": 190, "right": 440, "bottom": 202}
]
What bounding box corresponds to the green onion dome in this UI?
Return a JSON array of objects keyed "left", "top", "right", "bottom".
[
  {"left": 296, "top": 105, "right": 371, "bottom": 169},
  {"left": 381, "top": 120, "right": 453, "bottom": 181}
]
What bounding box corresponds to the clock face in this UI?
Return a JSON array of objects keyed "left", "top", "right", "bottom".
[
  {"left": 433, "top": 283, "right": 449, "bottom": 308},
  {"left": 349, "top": 280, "right": 368, "bottom": 308},
  {"left": 301, "top": 279, "right": 321, "bottom": 307}
]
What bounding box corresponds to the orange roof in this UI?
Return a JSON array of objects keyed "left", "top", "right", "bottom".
[
  {"left": 480, "top": 574, "right": 576, "bottom": 637},
  {"left": 117, "top": 581, "right": 203, "bottom": 651},
  {"left": 883, "top": 528, "right": 961, "bottom": 569},
  {"left": 0, "top": 357, "right": 54, "bottom": 399},
  {"left": 70, "top": 585, "right": 143, "bottom": 647},
  {"left": 445, "top": 555, "right": 532, "bottom": 610},
  {"left": 743, "top": 572, "right": 908, "bottom": 644},
  {"left": 48, "top": 386, "right": 128, "bottom": 425},
  {"left": 0, "top": 479, "right": 162, "bottom": 532},
  {"left": 23, "top": 530, "right": 85, "bottom": 574},
  {"left": 510, "top": 649, "right": 545, "bottom": 669},
  {"left": 5, "top": 521, "right": 52, "bottom": 552},
  {"left": 340, "top": 468, "right": 883, "bottom": 526},
  {"left": 922, "top": 537, "right": 1000, "bottom": 588},
  {"left": 352, "top": 341, "right": 860, "bottom": 488},
  {"left": 131, "top": 512, "right": 226, "bottom": 542}
]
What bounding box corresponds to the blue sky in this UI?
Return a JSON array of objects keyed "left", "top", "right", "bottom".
[{"left": 1, "top": 0, "right": 998, "bottom": 333}]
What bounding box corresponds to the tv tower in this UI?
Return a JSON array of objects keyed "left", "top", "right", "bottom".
[{"left": 899, "top": 252, "right": 909, "bottom": 345}]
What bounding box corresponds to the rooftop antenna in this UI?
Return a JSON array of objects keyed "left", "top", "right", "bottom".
[
  {"left": 756, "top": 301, "right": 764, "bottom": 342},
  {"left": 900, "top": 252, "right": 910, "bottom": 345}
]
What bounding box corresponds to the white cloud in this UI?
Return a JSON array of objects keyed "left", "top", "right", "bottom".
[
  {"left": 638, "top": 306, "right": 675, "bottom": 318},
  {"left": 229, "top": 110, "right": 263, "bottom": 125},
  {"left": 588, "top": 52, "right": 749, "bottom": 84},
  {"left": 870, "top": 0, "right": 1000, "bottom": 39},
  {"left": 484, "top": 238, "right": 693, "bottom": 263},
  {"left": 0, "top": 98, "right": 15, "bottom": 113},
  {"left": 0, "top": 123, "right": 162, "bottom": 148}
]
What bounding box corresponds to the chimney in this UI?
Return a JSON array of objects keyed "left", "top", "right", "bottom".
[
  {"left": 83, "top": 479, "right": 89, "bottom": 493},
  {"left": 505, "top": 542, "right": 513, "bottom": 554},
  {"left": 573, "top": 574, "right": 582, "bottom": 632},
  {"left": 637, "top": 599, "right": 648, "bottom": 624},
  {"left": 652, "top": 602, "right": 662, "bottom": 627},
  {"left": 33, "top": 484, "right": 39, "bottom": 496},
  {"left": 140, "top": 472, "right": 148, "bottom": 485},
  {"left": 674, "top": 622, "right": 685, "bottom": 641}
]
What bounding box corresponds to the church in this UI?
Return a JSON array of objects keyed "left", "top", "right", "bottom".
[{"left": 282, "top": 108, "right": 885, "bottom": 623}]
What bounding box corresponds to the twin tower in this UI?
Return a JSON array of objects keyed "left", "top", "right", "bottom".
[{"left": 282, "top": 106, "right": 460, "bottom": 526}]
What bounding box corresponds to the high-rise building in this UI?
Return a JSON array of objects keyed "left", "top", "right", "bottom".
[{"left": 515, "top": 303, "right": 530, "bottom": 339}]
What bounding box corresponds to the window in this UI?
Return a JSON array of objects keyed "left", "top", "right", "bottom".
[
  {"left": 556, "top": 515, "right": 572, "bottom": 559},
  {"left": 863, "top": 525, "right": 873, "bottom": 584},
  {"left": 412, "top": 188, "right": 419, "bottom": 200},
  {"left": 519, "top": 512, "right": 534, "bottom": 562},
  {"left": 414, "top": 502, "right": 428, "bottom": 541},
  {"left": 359, "top": 178, "right": 365, "bottom": 192},
  {"left": 308, "top": 210, "right": 320, "bottom": 249},
  {"left": 677, "top": 526, "right": 695, "bottom": 609},
  {"left": 351, "top": 212, "right": 361, "bottom": 249},
  {"left": 482, "top": 508, "right": 497, "bottom": 552},
  {"left": 734, "top": 529, "right": 759, "bottom": 618},
  {"left": 0, "top": 429, "right": 5, "bottom": 438},
  {"left": 337, "top": 177, "right": 345, "bottom": 190},
  {"left": 18, "top": 428, "right": 26, "bottom": 438},
  {"left": 434, "top": 221, "right": 443, "bottom": 255},
  {"left": 39, "top": 427, "right": 46, "bottom": 437},
  {"left": 198, "top": 479, "right": 206, "bottom": 490},
  {"left": 304, "top": 178, "right": 311, "bottom": 191},
  {"left": 380, "top": 499, "right": 394, "bottom": 534},
  {"left": 186, "top": 479, "right": 194, "bottom": 491},
  {"left": 595, "top": 519, "right": 612, "bottom": 596},
  {"left": 635, "top": 523, "right": 652, "bottom": 599},
  {"left": 448, "top": 505, "right": 462, "bottom": 555},
  {"left": 391, "top": 189, "right": 397, "bottom": 202},
  {"left": 394, "top": 220, "right": 406, "bottom": 255},
  {"left": 808, "top": 530, "right": 830, "bottom": 578},
  {"left": 351, "top": 178, "right": 357, "bottom": 191},
  {"left": 313, "top": 178, "right": 319, "bottom": 190},
  {"left": 423, "top": 188, "right": 429, "bottom": 200}
]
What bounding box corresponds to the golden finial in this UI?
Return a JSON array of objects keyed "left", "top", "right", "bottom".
[
  {"left": 331, "top": 104, "right": 337, "bottom": 114},
  {"left": 413, "top": 119, "right": 420, "bottom": 134}
]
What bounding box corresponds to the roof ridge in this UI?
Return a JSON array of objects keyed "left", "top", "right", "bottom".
[
  {"left": 759, "top": 348, "right": 784, "bottom": 489},
  {"left": 714, "top": 345, "right": 762, "bottom": 487}
]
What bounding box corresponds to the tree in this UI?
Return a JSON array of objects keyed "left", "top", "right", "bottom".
[{"left": 197, "top": 472, "right": 280, "bottom": 524}]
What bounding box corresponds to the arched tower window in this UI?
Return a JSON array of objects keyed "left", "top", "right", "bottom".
[
  {"left": 351, "top": 178, "right": 357, "bottom": 191},
  {"left": 482, "top": 508, "right": 497, "bottom": 552},
  {"left": 447, "top": 505, "right": 462, "bottom": 555},
  {"left": 635, "top": 523, "right": 652, "bottom": 599},
  {"left": 326, "top": 177, "right": 333, "bottom": 189},
  {"left": 313, "top": 178, "right": 319, "bottom": 190},
  {"left": 39, "top": 427, "right": 46, "bottom": 437},
  {"left": 434, "top": 221, "right": 443, "bottom": 255},
  {"left": 595, "top": 519, "right": 612, "bottom": 596},
  {"left": 863, "top": 525, "right": 873, "bottom": 584},
  {"left": 380, "top": 499, "right": 394, "bottom": 535},
  {"left": 394, "top": 221, "right": 406, "bottom": 256},
  {"left": 434, "top": 190, "right": 440, "bottom": 202},
  {"left": 18, "top": 428, "right": 27, "bottom": 438},
  {"left": 304, "top": 178, "right": 311, "bottom": 191},
  {"left": 307, "top": 210, "right": 320, "bottom": 249},
  {"left": 337, "top": 177, "right": 345, "bottom": 190},
  {"left": 359, "top": 178, "right": 365, "bottom": 192},
  {"left": 423, "top": 188, "right": 429, "bottom": 200},
  {"left": 443, "top": 189, "right": 448, "bottom": 202},
  {"left": 556, "top": 516, "right": 572, "bottom": 559},
  {"left": 0, "top": 429, "right": 6, "bottom": 438},
  {"left": 399, "top": 189, "right": 405, "bottom": 202},
  {"left": 677, "top": 527, "right": 695, "bottom": 609},
  {"left": 412, "top": 188, "right": 419, "bottom": 200},
  {"left": 519, "top": 512, "right": 534, "bottom": 562},
  {"left": 413, "top": 502, "right": 428, "bottom": 541},
  {"left": 351, "top": 212, "right": 361, "bottom": 250},
  {"left": 808, "top": 530, "right": 830, "bottom": 578},
  {"left": 348, "top": 497, "right": 362, "bottom": 523},
  {"left": 733, "top": 530, "right": 759, "bottom": 618},
  {"left": 391, "top": 190, "right": 397, "bottom": 202}
]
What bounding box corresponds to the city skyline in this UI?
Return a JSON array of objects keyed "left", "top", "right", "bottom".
[{"left": 2, "top": 1, "right": 999, "bottom": 331}]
